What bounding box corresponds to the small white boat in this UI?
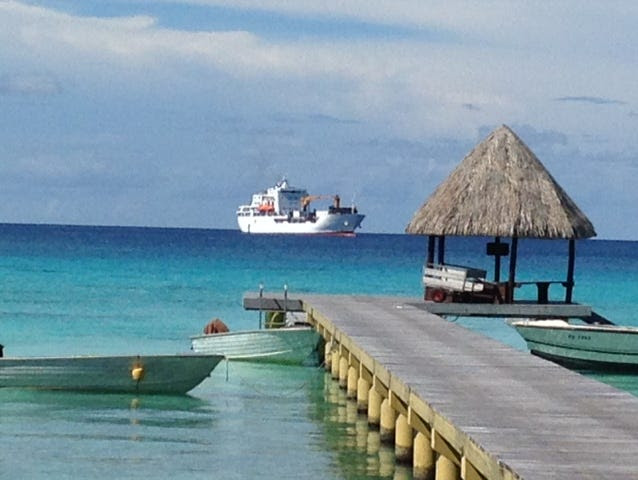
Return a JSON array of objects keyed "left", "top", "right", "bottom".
[
  {"left": 191, "top": 316, "right": 321, "bottom": 365},
  {"left": 509, "top": 318, "right": 638, "bottom": 370},
  {"left": 236, "top": 178, "right": 364, "bottom": 235},
  {"left": 0, "top": 353, "right": 224, "bottom": 394}
]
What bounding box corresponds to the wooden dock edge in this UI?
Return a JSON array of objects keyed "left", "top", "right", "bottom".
[
  {"left": 417, "top": 301, "right": 591, "bottom": 319},
  {"left": 243, "top": 293, "right": 598, "bottom": 322},
  {"left": 243, "top": 293, "right": 304, "bottom": 312},
  {"left": 304, "top": 301, "right": 521, "bottom": 480}
]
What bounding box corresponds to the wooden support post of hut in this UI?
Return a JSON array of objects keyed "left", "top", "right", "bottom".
[{"left": 407, "top": 125, "right": 596, "bottom": 305}]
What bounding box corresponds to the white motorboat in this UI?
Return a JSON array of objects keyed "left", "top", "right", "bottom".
[
  {"left": 236, "top": 178, "right": 364, "bottom": 235},
  {"left": 0, "top": 353, "right": 224, "bottom": 394},
  {"left": 509, "top": 318, "right": 638, "bottom": 370},
  {"left": 191, "top": 314, "right": 321, "bottom": 365}
]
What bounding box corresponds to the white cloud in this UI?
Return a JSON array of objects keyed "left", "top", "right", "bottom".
[
  {"left": 152, "top": 0, "right": 638, "bottom": 55},
  {"left": 2, "top": 0, "right": 636, "bottom": 144}
]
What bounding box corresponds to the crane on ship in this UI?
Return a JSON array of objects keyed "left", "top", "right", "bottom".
[{"left": 301, "top": 194, "right": 341, "bottom": 211}]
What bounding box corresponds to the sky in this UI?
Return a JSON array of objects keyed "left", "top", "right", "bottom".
[{"left": 1, "top": 1, "right": 637, "bottom": 239}]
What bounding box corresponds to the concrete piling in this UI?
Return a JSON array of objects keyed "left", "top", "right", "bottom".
[
  {"left": 323, "top": 340, "right": 332, "bottom": 370},
  {"left": 395, "top": 413, "right": 413, "bottom": 463},
  {"left": 380, "top": 397, "right": 396, "bottom": 443},
  {"left": 330, "top": 350, "right": 339, "bottom": 379},
  {"left": 413, "top": 432, "right": 435, "bottom": 480},
  {"left": 435, "top": 455, "right": 460, "bottom": 480},
  {"left": 346, "top": 365, "right": 358, "bottom": 399},
  {"left": 356, "top": 376, "right": 370, "bottom": 413},
  {"left": 338, "top": 355, "right": 348, "bottom": 388},
  {"left": 368, "top": 385, "right": 382, "bottom": 427}
]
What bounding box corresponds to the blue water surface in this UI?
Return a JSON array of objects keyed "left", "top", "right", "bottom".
[{"left": 1, "top": 224, "right": 638, "bottom": 479}]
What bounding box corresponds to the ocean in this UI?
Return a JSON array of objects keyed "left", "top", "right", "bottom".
[{"left": 1, "top": 224, "right": 638, "bottom": 479}]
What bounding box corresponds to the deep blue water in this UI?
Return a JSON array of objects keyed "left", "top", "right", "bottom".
[{"left": 1, "top": 224, "right": 638, "bottom": 479}]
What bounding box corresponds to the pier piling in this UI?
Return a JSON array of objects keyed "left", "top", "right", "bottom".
[
  {"left": 323, "top": 340, "right": 332, "bottom": 369},
  {"left": 356, "top": 376, "right": 370, "bottom": 412},
  {"left": 367, "top": 385, "right": 381, "bottom": 426},
  {"left": 379, "top": 397, "right": 396, "bottom": 443},
  {"left": 330, "top": 350, "right": 339, "bottom": 379},
  {"left": 435, "top": 454, "right": 460, "bottom": 480},
  {"left": 413, "top": 432, "right": 435, "bottom": 480},
  {"left": 346, "top": 365, "right": 358, "bottom": 398},
  {"left": 338, "top": 355, "right": 348, "bottom": 388},
  {"left": 395, "top": 413, "right": 413, "bottom": 463}
]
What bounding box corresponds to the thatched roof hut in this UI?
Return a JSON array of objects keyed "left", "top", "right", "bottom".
[
  {"left": 407, "top": 125, "right": 596, "bottom": 304},
  {"left": 406, "top": 124, "right": 596, "bottom": 239}
]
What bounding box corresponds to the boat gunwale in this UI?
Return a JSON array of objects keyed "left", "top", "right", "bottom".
[
  {"left": 510, "top": 320, "right": 638, "bottom": 335},
  {"left": 0, "top": 353, "right": 223, "bottom": 362},
  {"left": 189, "top": 325, "right": 315, "bottom": 341}
]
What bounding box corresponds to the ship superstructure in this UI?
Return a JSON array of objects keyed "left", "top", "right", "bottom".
[{"left": 236, "top": 179, "right": 364, "bottom": 235}]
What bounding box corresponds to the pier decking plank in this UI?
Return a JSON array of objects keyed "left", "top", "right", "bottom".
[{"left": 300, "top": 294, "right": 638, "bottom": 479}]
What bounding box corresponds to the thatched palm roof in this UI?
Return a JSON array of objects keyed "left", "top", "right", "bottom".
[{"left": 406, "top": 125, "right": 596, "bottom": 239}]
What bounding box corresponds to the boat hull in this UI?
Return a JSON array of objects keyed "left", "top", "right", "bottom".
[
  {"left": 510, "top": 320, "right": 638, "bottom": 370},
  {"left": 0, "top": 354, "right": 223, "bottom": 394},
  {"left": 237, "top": 212, "right": 364, "bottom": 235},
  {"left": 191, "top": 327, "right": 321, "bottom": 365}
]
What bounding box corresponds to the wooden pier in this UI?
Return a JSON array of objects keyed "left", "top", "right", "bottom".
[{"left": 260, "top": 294, "right": 638, "bottom": 479}]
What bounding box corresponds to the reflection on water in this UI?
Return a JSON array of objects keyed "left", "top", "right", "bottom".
[
  {"left": 0, "top": 388, "right": 215, "bottom": 447},
  {"left": 0, "top": 389, "right": 213, "bottom": 427},
  {"left": 0, "top": 388, "right": 209, "bottom": 412},
  {"left": 0, "top": 388, "right": 220, "bottom": 479},
  {"left": 307, "top": 372, "right": 412, "bottom": 479}
]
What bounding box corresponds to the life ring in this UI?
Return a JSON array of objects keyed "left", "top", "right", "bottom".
[
  {"left": 431, "top": 289, "right": 447, "bottom": 303},
  {"left": 265, "top": 311, "right": 286, "bottom": 329}
]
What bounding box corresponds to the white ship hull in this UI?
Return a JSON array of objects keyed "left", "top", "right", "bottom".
[
  {"left": 0, "top": 354, "right": 224, "bottom": 394},
  {"left": 191, "top": 327, "right": 321, "bottom": 365},
  {"left": 238, "top": 211, "right": 364, "bottom": 235}
]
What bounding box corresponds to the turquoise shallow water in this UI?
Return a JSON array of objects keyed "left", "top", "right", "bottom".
[{"left": 2, "top": 224, "right": 638, "bottom": 478}]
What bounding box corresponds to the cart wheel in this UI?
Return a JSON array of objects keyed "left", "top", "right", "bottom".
[{"left": 432, "top": 290, "right": 446, "bottom": 303}]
